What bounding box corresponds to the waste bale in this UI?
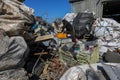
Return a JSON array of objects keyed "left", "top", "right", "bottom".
[
  {"left": 0, "top": 0, "right": 34, "bottom": 37},
  {"left": 0, "top": 29, "right": 29, "bottom": 71},
  {"left": 93, "top": 18, "right": 120, "bottom": 55},
  {"left": 0, "top": 68, "right": 28, "bottom": 80},
  {"left": 73, "top": 12, "right": 94, "bottom": 38}
]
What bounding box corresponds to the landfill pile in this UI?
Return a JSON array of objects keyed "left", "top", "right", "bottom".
[
  {"left": 60, "top": 13, "right": 120, "bottom": 80},
  {"left": 24, "top": 12, "right": 99, "bottom": 79},
  {"left": 1, "top": 0, "right": 120, "bottom": 80},
  {"left": 0, "top": 0, "right": 33, "bottom": 80},
  {"left": 0, "top": 0, "right": 34, "bottom": 39}
]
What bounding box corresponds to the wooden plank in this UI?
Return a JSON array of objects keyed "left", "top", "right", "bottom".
[
  {"left": 42, "top": 63, "right": 49, "bottom": 75},
  {"left": 35, "top": 35, "right": 54, "bottom": 42},
  {"left": 34, "top": 52, "right": 48, "bottom": 55}
]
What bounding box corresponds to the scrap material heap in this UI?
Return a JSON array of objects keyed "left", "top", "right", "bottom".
[{"left": 0, "top": 0, "right": 120, "bottom": 80}]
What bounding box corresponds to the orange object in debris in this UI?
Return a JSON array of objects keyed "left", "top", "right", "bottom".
[{"left": 55, "top": 33, "right": 67, "bottom": 39}]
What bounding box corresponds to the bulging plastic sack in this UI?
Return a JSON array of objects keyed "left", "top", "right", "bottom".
[
  {"left": 60, "top": 66, "right": 86, "bottom": 80},
  {"left": 0, "top": 29, "right": 29, "bottom": 71}
]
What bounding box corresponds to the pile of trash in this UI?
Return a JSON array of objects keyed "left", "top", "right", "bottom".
[
  {"left": 94, "top": 18, "right": 120, "bottom": 53},
  {"left": 1, "top": 0, "right": 120, "bottom": 80},
  {"left": 23, "top": 12, "right": 99, "bottom": 79},
  {"left": 59, "top": 13, "right": 120, "bottom": 79},
  {"left": 0, "top": 0, "right": 34, "bottom": 39},
  {"left": 93, "top": 18, "right": 120, "bottom": 62},
  {"left": 0, "top": 0, "right": 33, "bottom": 80}
]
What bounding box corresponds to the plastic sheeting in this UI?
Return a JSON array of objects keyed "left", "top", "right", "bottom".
[
  {"left": 73, "top": 12, "right": 94, "bottom": 38},
  {"left": 63, "top": 13, "right": 77, "bottom": 24},
  {"left": 93, "top": 18, "right": 120, "bottom": 54},
  {"left": 0, "top": 30, "right": 29, "bottom": 71},
  {"left": 60, "top": 66, "right": 86, "bottom": 80},
  {"left": 0, "top": 0, "right": 34, "bottom": 36},
  {"left": 0, "top": 68, "right": 28, "bottom": 80},
  {"left": 0, "top": 29, "right": 9, "bottom": 56},
  {"left": 60, "top": 63, "right": 120, "bottom": 80}
]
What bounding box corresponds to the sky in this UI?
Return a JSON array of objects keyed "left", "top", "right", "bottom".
[{"left": 24, "top": 0, "right": 71, "bottom": 22}]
